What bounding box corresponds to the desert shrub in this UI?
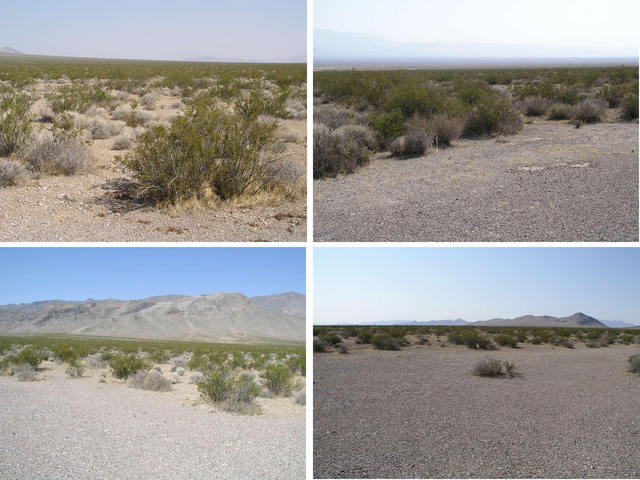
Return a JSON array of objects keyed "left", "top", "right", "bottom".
[
  {"left": 197, "top": 368, "right": 233, "bottom": 401},
  {"left": 473, "top": 358, "right": 518, "bottom": 377},
  {"left": 372, "top": 335, "right": 401, "bottom": 351},
  {"left": 332, "top": 124, "right": 377, "bottom": 150},
  {"left": 338, "top": 345, "right": 349, "bottom": 354},
  {"left": 227, "top": 373, "right": 261, "bottom": 405},
  {"left": 463, "top": 99, "right": 522, "bottom": 137},
  {"left": 12, "top": 363, "right": 37, "bottom": 382},
  {"left": 356, "top": 331, "right": 373, "bottom": 344},
  {"left": 109, "top": 354, "right": 150, "bottom": 380},
  {"left": 548, "top": 103, "right": 571, "bottom": 120},
  {"left": 313, "top": 340, "right": 327, "bottom": 353},
  {"left": 0, "top": 158, "right": 28, "bottom": 186},
  {"left": 112, "top": 135, "right": 133, "bottom": 150},
  {"left": 86, "top": 117, "right": 124, "bottom": 139},
  {"left": 19, "top": 131, "right": 91, "bottom": 175},
  {"left": 618, "top": 334, "right": 634, "bottom": 345},
  {"left": 123, "top": 103, "right": 277, "bottom": 202},
  {"left": 261, "top": 363, "right": 294, "bottom": 396},
  {"left": 495, "top": 335, "right": 518, "bottom": 348},
  {"left": 517, "top": 97, "right": 551, "bottom": 116},
  {"left": 9, "top": 346, "right": 46, "bottom": 369},
  {"left": 389, "top": 129, "right": 430, "bottom": 156},
  {"left": 84, "top": 355, "right": 107, "bottom": 368},
  {"left": 319, "top": 334, "right": 342, "bottom": 346},
  {"left": 407, "top": 114, "right": 464, "bottom": 147},
  {"left": 51, "top": 345, "right": 80, "bottom": 364},
  {"left": 531, "top": 336, "right": 542, "bottom": 345},
  {"left": 47, "top": 84, "right": 114, "bottom": 113},
  {"left": 65, "top": 361, "right": 84, "bottom": 378},
  {"left": 369, "top": 109, "right": 406, "bottom": 144},
  {"left": 112, "top": 104, "right": 133, "bottom": 121},
  {"left": 286, "top": 355, "right": 306, "bottom": 376},
  {"left": 572, "top": 98, "right": 607, "bottom": 123},
  {"left": 628, "top": 354, "right": 640, "bottom": 374},
  {"left": 295, "top": 388, "right": 306, "bottom": 405},
  {"left": 621, "top": 94, "right": 638, "bottom": 120},
  {"left": 0, "top": 94, "right": 32, "bottom": 156},
  {"left": 448, "top": 330, "right": 494, "bottom": 350},
  {"left": 129, "top": 369, "right": 172, "bottom": 391},
  {"left": 141, "top": 93, "right": 157, "bottom": 109},
  {"left": 313, "top": 122, "right": 371, "bottom": 178}
]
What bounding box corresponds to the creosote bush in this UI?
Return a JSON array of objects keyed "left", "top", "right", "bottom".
[
  {"left": 109, "top": 354, "right": 151, "bottom": 380},
  {"left": 197, "top": 368, "right": 233, "bottom": 402},
  {"left": 261, "top": 363, "right": 295, "bottom": 396},
  {"left": 517, "top": 97, "right": 550, "bottom": 116},
  {"left": 621, "top": 94, "right": 638, "bottom": 120},
  {"left": 123, "top": 103, "right": 278, "bottom": 203},
  {"left": 495, "top": 335, "right": 518, "bottom": 348},
  {"left": 372, "top": 335, "right": 402, "bottom": 351},
  {"left": 0, "top": 93, "right": 32, "bottom": 156}
]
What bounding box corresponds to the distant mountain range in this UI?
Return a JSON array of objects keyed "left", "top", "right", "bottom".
[
  {"left": 315, "top": 30, "right": 639, "bottom": 66},
  {"left": 350, "top": 313, "right": 639, "bottom": 329},
  {"left": 0, "top": 46, "right": 23, "bottom": 55},
  {"left": 185, "top": 55, "right": 305, "bottom": 63},
  {"left": 0, "top": 292, "right": 305, "bottom": 343}
]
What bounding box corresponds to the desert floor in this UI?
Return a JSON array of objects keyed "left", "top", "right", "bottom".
[
  {"left": 0, "top": 360, "right": 305, "bottom": 479},
  {"left": 314, "top": 343, "right": 640, "bottom": 478},
  {"left": 314, "top": 121, "right": 638, "bottom": 242}
]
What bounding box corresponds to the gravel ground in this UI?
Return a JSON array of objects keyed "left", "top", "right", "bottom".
[
  {"left": 0, "top": 371, "right": 305, "bottom": 479},
  {"left": 314, "top": 121, "right": 638, "bottom": 242},
  {"left": 0, "top": 119, "right": 306, "bottom": 242},
  {"left": 314, "top": 344, "right": 640, "bottom": 478}
]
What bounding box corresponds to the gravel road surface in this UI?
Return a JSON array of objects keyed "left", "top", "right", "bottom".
[
  {"left": 314, "top": 344, "right": 640, "bottom": 478},
  {"left": 0, "top": 374, "right": 305, "bottom": 479},
  {"left": 314, "top": 121, "right": 638, "bottom": 242}
]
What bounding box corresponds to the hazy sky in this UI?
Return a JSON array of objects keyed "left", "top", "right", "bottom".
[
  {"left": 314, "top": 248, "right": 640, "bottom": 325},
  {"left": 0, "top": 0, "right": 306, "bottom": 60},
  {"left": 0, "top": 248, "right": 305, "bottom": 304},
  {"left": 315, "top": 0, "right": 638, "bottom": 52}
]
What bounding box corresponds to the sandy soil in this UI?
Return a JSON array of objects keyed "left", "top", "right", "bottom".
[
  {"left": 0, "top": 360, "right": 305, "bottom": 479},
  {"left": 314, "top": 121, "right": 638, "bottom": 242},
  {"left": 1, "top": 94, "right": 306, "bottom": 242},
  {"left": 314, "top": 343, "right": 640, "bottom": 478}
]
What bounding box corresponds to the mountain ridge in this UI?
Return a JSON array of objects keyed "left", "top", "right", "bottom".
[{"left": 0, "top": 292, "right": 305, "bottom": 343}]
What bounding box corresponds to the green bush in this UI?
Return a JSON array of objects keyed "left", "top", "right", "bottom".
[
  {"left": 109, "top": 354, "right": 150, "bottom": 379},
  {"left": 46, "top": 84, "right": 114, "bottom": 113},
  {"left": 463, "top": 99, "right": 522, "bottom": 137},
  {"left": 621, "top": 94, "right": 638, "bottom": 120},
  {"left": 286, "top": 355, "right": 306, "bottom": 376},
  {"left": 123, "top": 103, "right": 277, "bottom": 203},
  {"left": 372, "top": 335, "right": 401, "bottom": 351},
  {"left": 52, "top": 345, "right": 80, "bottom": 364},
  {"left": 197, "top": 368, "right": 233, "bottom": 402},
  {"left": 319, "top": 334, "right": 342, "bottom": 346},
  {"left": 261, "top": 363, "right": 295, "bottom": 396},
  {"left": 368, "top": 109, "right": 406, "bottom": 144},
  {"left": 448, "top": 330, "right": 494, "bottom": 350},
  {"left": 495, "top": 335, "right": 518, "bottom": 348},
  {"left": 0, "top": 94, "right": 32, "bottom": 156},
  {"left": 8, "top": 347, "right": 46, "bottom": 369},
  {"left": 356, "top": 331, "right": 373, "bottom": 344}
]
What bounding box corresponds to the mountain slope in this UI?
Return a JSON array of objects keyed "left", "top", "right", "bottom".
[
  {"left": 0, "top": 292, "right": 305, "bottom": 342},
  {"left": 250, "top": 292, "right": 305, "bottom": 317},
  {"left": 0, "top": 46, "right": 22, "bottom": 55}
]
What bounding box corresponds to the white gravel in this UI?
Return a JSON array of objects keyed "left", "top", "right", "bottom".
[{"left": 0, "top": 375, "right": 305, "bottom": 479}]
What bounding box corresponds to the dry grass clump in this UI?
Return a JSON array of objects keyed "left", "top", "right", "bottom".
[
  {"left": 628, "top": 354, "right": 640, "bottom": 374},
  {"left": 112, "top": 135, "right": 133, "bottom": 150},
  {"left": 284, "top": 96, "right": 306, "bottom": 119},
  {"left": 0, "top": 158, "right": 29, "bottom": 186},
  {"left": 141, "top": 93, "right": 158, "bottom": 109},
  {"left": 472, "top": 358, "right": 518, "bottom": 378},
  {"left": 407, "top": 114, "right": 464, "bottom": 148},
  {"left": 12, "top": 363, "right": 37, "bottom": 382},
  {"left": 129, "top": 369, "right": 172, "bottom": 391},
  {"left": 280, "top": 128, "right": 302, "bottom": 143},
  {"left": 65, "top": 362, "right": 84, "bottom": 378},
  {"left": 332, "top": 124, "right": 377, "bottom": 150},
  {"left": 295, "top": 387, "right": 306, "bottom": 405},
  {"left": 572, "top": 98, "right": 607, "bottom": 123},
  {"left": 84, "top": 117, "right": 125, "bottom": 139},
  {"left": 313, "top": 122, "right": 372, "bottom": 178},
  {"left": 517, "top": 96, "right": 551, "bottom": 116},
  {"left": 18, "top": 131, "right": 92, "bottom": 175},
  {"left": 313, "top": 104, "right": 368, "bottom": 130},
  {"left": 111, "top": 104, "right": 133, "bottom": 121},
  {"left": 548, "top": 103, "right": 572, "bottom": 120}
]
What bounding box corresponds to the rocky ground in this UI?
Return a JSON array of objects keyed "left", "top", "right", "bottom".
[
  {"left": 314, "top": 121, "right": 638, "bottom": 242},
  {"left": 314, "top": 343, "right": 640, "bottom": 478},
  {"left": 0, "top": 360, "right": 305, "bottom": 479}
]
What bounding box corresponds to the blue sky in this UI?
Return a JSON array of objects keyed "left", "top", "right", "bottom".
[
  {"left": 0, "top": 248, "right": 305, "bottom": 304},
  {"left": 0, "top": 0, "right": 306, "bottom": 60},
  {"left": 314, "top": 247, "right": 640, "bottom": 325},
  {"left": 315, "top": 0, "right": 638, "bottom": 54}
]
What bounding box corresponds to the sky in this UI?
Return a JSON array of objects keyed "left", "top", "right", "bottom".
[
  {"left": 314, "top": 248, "right": 640, "bottom": 325},
  {"left": 0, "top": 247, "right": 305, "bottom": 304},
  {"left": 0, "top": 0, "right": 306, "bottom": 61},
  {"left": 314, "top": 0, "right": 639, "bottom": 54}
]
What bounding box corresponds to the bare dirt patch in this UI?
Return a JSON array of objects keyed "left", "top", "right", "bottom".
[
  {"left": 314, "top": 121, "right": 638, "bottom": 242},
  {"left": 314, "top": 344, "right": 640, "bottom": 478}
]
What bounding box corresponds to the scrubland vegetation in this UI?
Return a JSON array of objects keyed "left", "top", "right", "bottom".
[
  {"left": 0, "top": 56, "right": 306, "bottom": 207},
  {"left": 0, "top": 335, "right": 305, "bottom": 414},
  {"left": 314, "top": 66, "right": 638, "bottom": 178},
  {"left": 314, "top": 324, "right": 640, "bottom": 362}
]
